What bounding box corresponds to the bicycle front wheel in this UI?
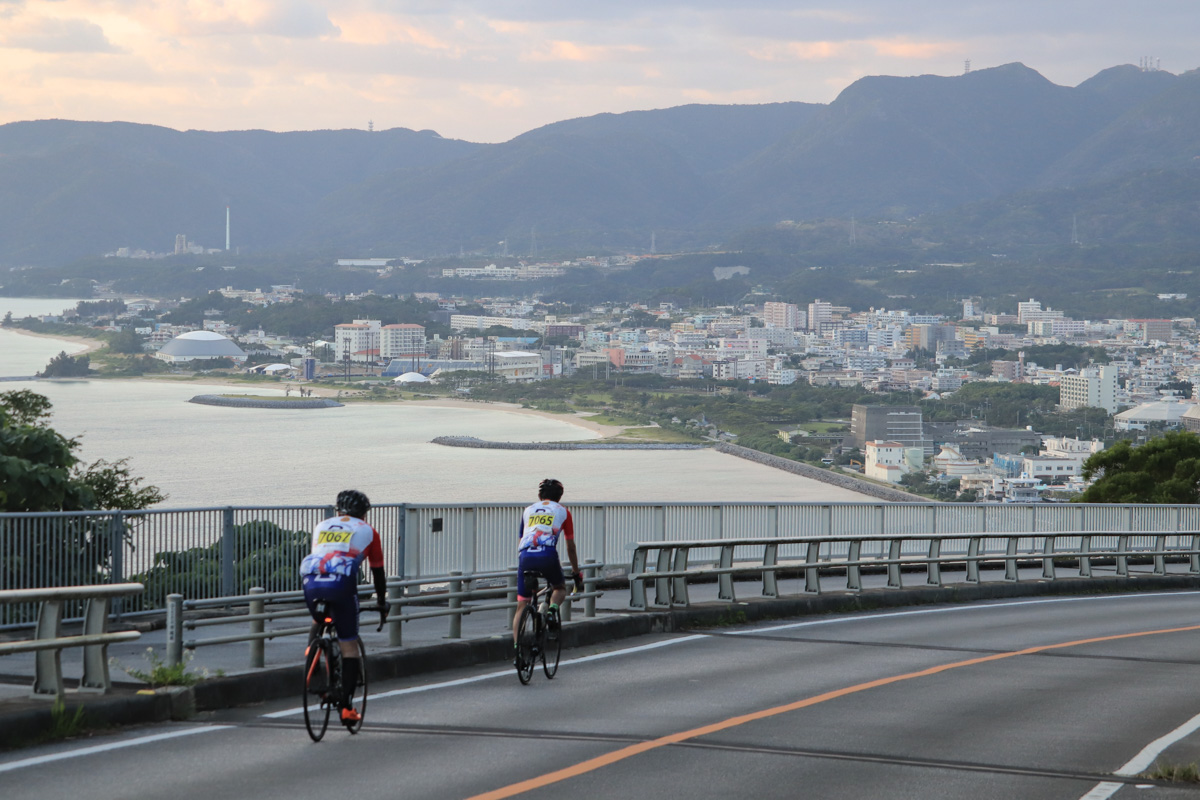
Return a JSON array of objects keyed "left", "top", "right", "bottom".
[
  {"left": 514, "top": 606, "right": 536, "bottom": 685},
  {"left": 303, "top": 637, "right": 333, "bottom": 742},
  {"left": 542, "top": 613, "right": 561, "bottom": 679}
]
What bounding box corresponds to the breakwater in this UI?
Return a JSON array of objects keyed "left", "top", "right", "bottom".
[
  {"left": 188, "top": 394, "right": 344, "bottom": 409},
  {"left": 713, "top": 443, "right": 926, "bottom": 503},
  {"left": 431, "top": 435, "right": 706, "bottom": 451}
]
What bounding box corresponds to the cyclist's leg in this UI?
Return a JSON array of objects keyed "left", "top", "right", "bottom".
[
  {"left": 324, "top": 579, "right": 361, "bottom": 709},
  {"left": 538, "top": 556, "right": 567, "bottom": 615},
  {"left": 513, "top": 563, "right": 534, "bottom": 645}
]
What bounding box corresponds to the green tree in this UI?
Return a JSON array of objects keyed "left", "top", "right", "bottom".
[
  {"left": 0, "top": 389, "right": 164, "bottom": 512},
  {"left": 38, "top": 351, "right": 90, "bottom": 377},
  {"left": 1077, "top": 431, "right": 1200, "bottom": 503}
]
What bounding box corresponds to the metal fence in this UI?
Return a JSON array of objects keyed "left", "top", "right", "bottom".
[
  {"left": 628, "top": 531, "right": 1200, "bottom": 609},
  {"left": 5, "top": 501, "right": 1200, "bottom": 625}
]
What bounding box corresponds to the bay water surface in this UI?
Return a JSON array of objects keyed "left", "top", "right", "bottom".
[{"left": 0, "top": 297, "right": 871, "bottom": 507}]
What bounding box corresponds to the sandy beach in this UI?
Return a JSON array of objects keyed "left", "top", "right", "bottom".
[{"left": 7, "top": 327, "right": 105, "bottom": 355}]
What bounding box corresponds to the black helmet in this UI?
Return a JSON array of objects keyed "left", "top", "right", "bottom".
[
  {"left": 336, "top": 489, "right": 371, "bottom": 519},
  {"left": 538, "top": 478, "right": 564, "bottom": 502}
]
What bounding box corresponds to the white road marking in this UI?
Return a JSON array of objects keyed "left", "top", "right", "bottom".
[
  {"left": 0, "top": 725, "right": 230, "bottom": 774},
  {"left": 262, "top": 634, "right": 709, "bottom": 718},
  {"left": 725, "top": 592, "right": 1200, "bottom": 636},
  {"left": 1078, "top": 709, "right": 1200, "bottom": 799}
]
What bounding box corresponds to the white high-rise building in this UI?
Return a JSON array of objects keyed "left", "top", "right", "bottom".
[
  {"left": 1059, "top": 365, "right": 1118, "bottom": 414},
  {"left": 380, "top": 323, "right": 426, "bottom": 359},
  {"left": 334, "top": 319, "right": 381, "bottom": 362}
]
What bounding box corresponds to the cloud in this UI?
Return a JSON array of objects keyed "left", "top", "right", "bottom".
[
  {"left": 160, "top": 0, "right": 339, "bottom": 38},
  {"left": 1, "top": 17, "right": 124, "bottom": 53}
]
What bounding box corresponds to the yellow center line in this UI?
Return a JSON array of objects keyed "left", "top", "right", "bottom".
[{"left": 465, "top": 623, "right": 1200, "bottom": 800}]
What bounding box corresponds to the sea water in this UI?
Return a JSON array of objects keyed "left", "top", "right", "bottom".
[{"left": 0, "top": 298, "right": 871, "bottom": 506}]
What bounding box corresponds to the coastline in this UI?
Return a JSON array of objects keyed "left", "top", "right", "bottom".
[
  {"left": 6, "top": 327, "right": 631, "bottom": 439},
  {"left": 5, "top": 326, "right": 104, "bottom": 355}
]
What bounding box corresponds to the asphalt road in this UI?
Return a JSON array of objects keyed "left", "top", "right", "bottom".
[{"left": 8, "top": 592, "right": 1200, "bottom": 800}]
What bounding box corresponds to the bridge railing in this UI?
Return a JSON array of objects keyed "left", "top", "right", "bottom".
[
  {"left": 5, "top": 501, "right": 1200, "bottom": 622},
  {"left": 163, "top": 561, "right": 605, "bottom": 668},
  {"left": 627, "top": 531, "right": 1200, "bottom": 609},
  {"left": 0, "top": 584, "right": 143, "bottom": 697}
]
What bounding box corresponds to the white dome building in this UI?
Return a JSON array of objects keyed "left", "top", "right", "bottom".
[
  {"left": 155, "top": 331, "right": 247, "bottom": 364},
  {"left": 393, "top": 371, "right": 431, "bottom": 384}
]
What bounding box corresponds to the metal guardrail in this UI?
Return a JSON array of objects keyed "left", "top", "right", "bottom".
[
  {"left": 627, "top": 531, "right": 1200, "bottom": 609},
  {"left": 0, "top": 584, "right": 143, "bottom": 697},
  {"left": 163, "top": 561, "right": 605, "bottom": 668},
  {"left": 6, "top": 501, "right": 1200, "bottom": 619}
]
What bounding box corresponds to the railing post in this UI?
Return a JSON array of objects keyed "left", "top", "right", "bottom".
[
  {"left": 248, "top": 587, "right": 265, "bottom": 668},
  {"left": 1042, "top": 536, "right": 1057, "bottom": 580},
  {"left": 1079, "top": 535, "right": 1093, "bottom": 578},
  {"left": 717, "top": 544, "right": 735, "bottom": 602},
  {"left": 32, "top": 599, "right": 64, "bottom": 697},
  {"left": 1191, "top": 534, "right": 1200, "bottom": 575},
  {"left": 1005, "top": 536, "right": 1019, "bottom": 582},
  {"left": 387, "top": 584, "right": 403, "bottom": 647},
  {"left": 1116, "top": 534, "right": 1129, "bottom": 577},
  {"left": 1154, "top": 534, "right": 1167, "bottom": 575},
  {"left": 804, "top": 541, "right": 821, "bottom": 594},
  {"left": 221, "top": 507, "right": 237, "bottom": 598},
  {"left": 629, "top": 549, "right": 647, "bottom": 610},
  {"left": 448, "top": 571, "right": 462, "bottom": 639},
  {"left": 966, "top": 537, "right": 980, "bottom": 583},
  {"left": 584, "top": 559, "right": 597, "bottom": 618},
  {"left": 109, "top": 513, "right": 126, "bottom": 616},
  {"left": 762, "top": 543, "right": 778, "bottom": 598},
  {"left": 847, "top": 540, "right": 862, "bottom": 592},
  {"left": 671, "top": 547, "right": 691, "bottom": 607},
  {"left": 396, "top": 504, "right": 407, "bottom": 585},
  {"left": 927, "top": 538, "right": 942, "bottom": 587},
  {"left": 887, "top": 539, "right": 903, "bottom": 589},
  {"left": 80, "top": 595, "right": 112, "bottom": 692},
  {"left": 166, "top": 594, "right": 184, "bottom": 668},
  {"left": 652, "top": 547, "right": 673, "bottom": 608}
]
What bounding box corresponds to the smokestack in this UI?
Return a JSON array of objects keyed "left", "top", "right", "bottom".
[{"left": 225, "top": 206, "right": 230, "bottom": 251}]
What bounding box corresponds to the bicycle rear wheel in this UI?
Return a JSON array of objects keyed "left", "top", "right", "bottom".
[
  {"left": 344, "top": 639, "right": 367, "bottom": 734},
  {"left": 514, "top": 606, "right": 536, "bottom": 685},
  {"left": 303, "top": 637, "right": 333, "bottom": 742},
  {"left": 542, "top": 610, "right": 561, "bottom": 679}
]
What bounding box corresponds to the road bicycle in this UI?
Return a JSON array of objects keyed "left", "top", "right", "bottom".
[
  {"left": 514, "top": 574, "right": 563, "bottom": 685},
  {"left": 302, "top": 600, "right": 384, "bottom": 741}
]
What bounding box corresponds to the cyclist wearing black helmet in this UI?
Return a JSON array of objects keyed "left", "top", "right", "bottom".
[
  {"left": 512, "top": 478, "right": 582, "bottom": 656},
  {"left": 300, "top": 489, "right": 388, "bottom": 724}
]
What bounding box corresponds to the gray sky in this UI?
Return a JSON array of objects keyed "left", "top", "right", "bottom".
[{"left": 0, "top": 1, "right": 1193, "bottom": 142}]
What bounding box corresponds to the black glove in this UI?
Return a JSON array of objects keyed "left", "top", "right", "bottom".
[{"left": 573, "top": 573, "right": 585, "bottom": 594}]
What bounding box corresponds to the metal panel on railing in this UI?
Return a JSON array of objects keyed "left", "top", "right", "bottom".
[{"left": 8, "top": 502, "right": 1200, "bottom": 617}]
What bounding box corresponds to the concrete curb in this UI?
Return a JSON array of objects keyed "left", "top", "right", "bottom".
[{"left": 6, "top": 573, "right": 1200, "bottom": 747}]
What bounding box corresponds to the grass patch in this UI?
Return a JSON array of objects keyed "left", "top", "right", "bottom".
[
  {"left": 1142, "top": 760, "right": 1200, "bottom": 783},
  {"left": 113, "top": 648, "right": 221, "bottom": 688},
  {"left": 610, "top": 427, "right": 703, "bottom": 444}
]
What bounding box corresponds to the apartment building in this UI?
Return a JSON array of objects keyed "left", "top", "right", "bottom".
[
  {"left": 334, "top": 319, "right": 381, "bottom": 362},
  {"left": 763, "top": 301, "right": 803, "bottom": 330},
  {"left": 380, "top": 323, "right": 426, "bottom": 359},
  {"left": 1059, "top": 365, "right": 1118, "bottom": 414}
]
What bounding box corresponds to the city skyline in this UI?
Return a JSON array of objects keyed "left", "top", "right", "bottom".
[{"left": 0, "top": 1, "right": 1195, "bottom": 143}]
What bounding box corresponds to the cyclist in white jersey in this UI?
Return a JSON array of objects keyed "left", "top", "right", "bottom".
[
  {"left": 513, "top": 479, "right": 582, "bottom": 655},
  {"left": 300, "top": 489, "right": 388, "bottom": 724}
]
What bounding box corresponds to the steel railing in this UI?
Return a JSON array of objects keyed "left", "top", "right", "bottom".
[
  {"left": 164, "top": 561, "right": 605, "bottom": 668},
  {"left": 628, "top": 531, "right": 1200, "bottom": 609},
  {"left": 0, "top": 584, "right": 144, "bottom": 697},
  {"left": 6, "top": 501, "right": 1200, "bottom": 621}
]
